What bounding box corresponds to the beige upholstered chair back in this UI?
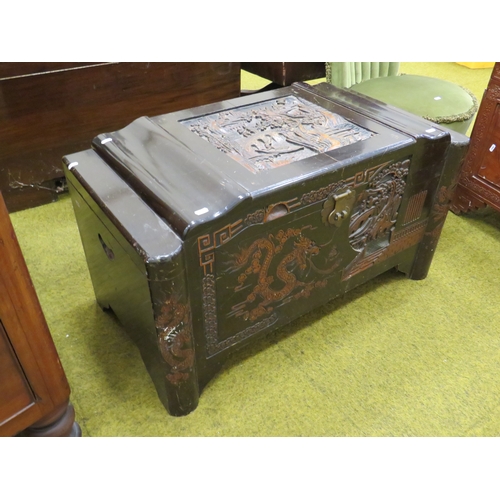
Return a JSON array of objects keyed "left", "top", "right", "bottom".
[{"left": 326, "top": 62, "right": 400, "bottom": 88}]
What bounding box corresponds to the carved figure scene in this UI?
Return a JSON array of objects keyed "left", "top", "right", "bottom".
[
  {"left": 184, "top": 96, "right": 372, "bottom": 172},
  {"left": 342, "top": 160, "right": 411, "bottom": 279},
  {"left": 348, "top": 160, "right": 410, "bottom": 253}
]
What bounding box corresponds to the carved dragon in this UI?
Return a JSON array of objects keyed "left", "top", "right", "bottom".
[
  {"left": 228, "top": 227, "right": 339, "bottom": 322},
  {"left": 156, "top": 297, "right": 194, "bottom": 385}
]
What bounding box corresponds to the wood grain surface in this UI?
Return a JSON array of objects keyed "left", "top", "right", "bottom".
[{"left": 0, "top": 62, "right": 241, "bottom": 212}]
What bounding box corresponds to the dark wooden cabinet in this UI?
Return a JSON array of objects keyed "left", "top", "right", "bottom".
[
  {"left": 451, "top": 63, "right": 500, "bottom": 213},
  {"left": 0, "top": 62, "right": 241, "bottom": 213},
  {"left": 0, "top": 191, "right": 80, "bottom": 437}
]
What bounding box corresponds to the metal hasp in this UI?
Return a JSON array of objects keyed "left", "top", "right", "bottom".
[{"left": 322, "top": 189, "right": 356, "bottom": 227}]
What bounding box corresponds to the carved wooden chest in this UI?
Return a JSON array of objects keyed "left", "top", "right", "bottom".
[{"left": 64, "top": 82, "right": 468, "bottom": 416}]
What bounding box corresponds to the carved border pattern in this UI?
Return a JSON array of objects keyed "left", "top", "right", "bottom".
[
  {"left": 300, "top": 180, "right": 350, "bottom": 205},
  {"left": 203, "top": 273, "right": 279, "bottom": 357},
  {"left": 342, "top": 219, "right": 428, "bottom": 280},
  {"left": 489, "top": 85, "right": 500, "bottom": 101},
  {"left": 451, "top": 184, "right": 488, "bottom": 214},
  {"left": 392, "top": 219, "right": 428, "bottom": 244},
  {"left": 244, "top": 197, "right": 301, "bottom": 225},
  {"left": 300, "top": 162, "right": 390, "bottom": 205},
  {"left": 198, "top": 220, "right": 244, "bottom": 275},
  {"left": 201, "top": 274, "right": 218, "bottom": 352},
  {"left": 381, "top": 220, "right": 428, "bottom": 261},
  {"left": 492, "top": 63, "right": 500, "bottom": 81},
  {"left": 244, "top": 209, "right": 265, "bottom": 225},
  {"left": 461, "top": 174, "right": 500, "bottom": 207}
]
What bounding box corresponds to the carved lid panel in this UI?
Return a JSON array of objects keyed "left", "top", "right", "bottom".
[{"left": 182, "top": 95, "right": 373, "bottom": 173}]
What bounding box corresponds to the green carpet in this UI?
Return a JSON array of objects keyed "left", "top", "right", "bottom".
[{"left": 10, "top": 63, "right": 500, "bottom": 437}]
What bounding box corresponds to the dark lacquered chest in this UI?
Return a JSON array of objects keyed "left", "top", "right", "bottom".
[{"left": 64, "top": 82, "right": 468, "bottom": 415}]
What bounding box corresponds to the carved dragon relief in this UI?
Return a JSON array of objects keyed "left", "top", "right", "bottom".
[
  {"left": 226, "top": 226, "right": 340, "bottom": 322},
  {"left": 424, "top": 184, "right": 455, "bottom": 243},
  {"left": 156, "top": 297, "right": 195, "bottom": 385},
  {"left": 183, "top": 95, "right": 372, "bottom": 172}
]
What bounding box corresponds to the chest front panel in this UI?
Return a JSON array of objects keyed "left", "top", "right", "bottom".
[{"left": 191, "top": 154, "right": 433, "bottom": 358}]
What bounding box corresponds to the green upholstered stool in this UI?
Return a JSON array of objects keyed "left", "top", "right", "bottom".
[
  {"left": 325, "top": 63, "right": 478, "bottom": 135},
  {"left": 350, "top": 74, "right": 478, "bottom": 135}
]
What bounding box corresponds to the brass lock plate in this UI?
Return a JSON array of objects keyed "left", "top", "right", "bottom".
[{"left": 321, "top": 189, "right": 356, "bottom": 227}]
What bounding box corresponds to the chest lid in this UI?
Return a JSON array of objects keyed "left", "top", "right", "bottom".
[{"left": 89, "top": 83, "right": 433, "bottom": 238}]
